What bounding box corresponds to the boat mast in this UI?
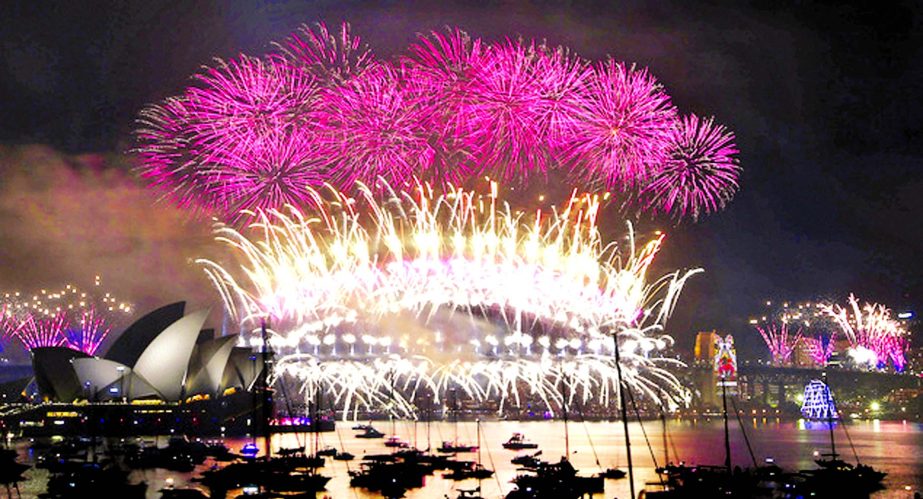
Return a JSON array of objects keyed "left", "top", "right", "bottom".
[
  {"left": 613, "top": 331, "right": 635, "bottom": 499},
  {"left": 477, "top": 418, "right": 482, "bottom": 466},
  {"left": 389, "top": 368, "right": 396, "bottom": 441},
  {"left": 260, "top": 319, "right": 273, "bottom": 460},
  {"left": 562, "top": 371, "right": 570, "bottom": 458},
  {"left": 823, "top": 371, "right": 836, "bottom": 459},
  {"left": 721, "top": 372, "right": 731, "bottom": 473},
  {"left": 661, "top": 406, "right": 669, "bottom": 467}
]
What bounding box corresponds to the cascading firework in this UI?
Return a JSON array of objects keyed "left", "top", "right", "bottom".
[{"left": 198, "top": 182, "right": 699, "bottom": 419}]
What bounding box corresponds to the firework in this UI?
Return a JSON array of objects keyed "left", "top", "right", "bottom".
[
  {"left": 274, "top": 22, "right": 374, "bottom": 84},
  {"left": 0, "top": 304, "right": 22, "bottom": 340},
  {"left": 313, "top": 64, "right": 434, "bottom": 187},
  {"left": 137, "top": 24, "right": 740, "bottom": 223},
  {"left": 199, "top": 182, "right": 698, "bottom": 418},
  {"left": 135, "top": 96, "right": 204, "bottom": 209},
  {"left": 1, "top": 281, "right": 132, "bottom": 353},
  {"left": 803, "top": 332, "right": 836, "bottom": 366},
  {"left": 64, "top": 307, "right": 111, "bottom": 356},
  {"left": 202, "top": 129, "right": 325, "bottom": 216},
  {"left": 16, "top": 312, "right": 68, "bottom": 351},
  {"left": 464, "top": 40, "right": 589, "bottom": 180},
  {"left": 643, "top": 115, "right": 740, "bottom": 221},
  {"left": 136, "top": 56, "right": 321, "bottom": 215},
  {"left": 185, "top": 55, "right": 318, "bottom": 157},
  {"left": 821, "top": 294, "right": 908, "bottom": 371},
  {"left": 564, "top": 60, "right": 677, "bottom": 189},
  {"left": 755, "top": 322, "right": 803, "bottom": 366},
  {"left": 402, "top": 28, "right": 485, "bottom": 181}
]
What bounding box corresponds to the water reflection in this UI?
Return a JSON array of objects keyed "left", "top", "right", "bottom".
[{"left": 13, "top": 419, "right": 923, "bottom": 498}]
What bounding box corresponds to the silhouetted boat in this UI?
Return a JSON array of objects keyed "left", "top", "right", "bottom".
[
  {"left": 40, "top": 461, "right": 147, "bottom": 499},
  {"left": 600, "top": 467, "right": 627, "bottom": 479},
  {"left": 355, "top": 426, "right": 386, "bottom": 439},
  {"left": 502, "top": 432, "right": 539, "bottom": 450},
  {"left": 798, "top": 374, "right": 886, "bottom": 496},
  {"left": 506, "top": 457, "right": 603, "bottom": 498},
  {"left": 196, "top": 458, "right": 330, "bottom": 495},
  {"left": 385, "top": 436, "right": 410, "bottom": 448},
  {"left": 159, "top": 487, "right": 209, "bottom": 499},
  {"left": 438, "top": 441, "right": 478, "bottom": 453},
  {"left": 316, "top": 446, "right": 338, "bottom": 457},
  {"left": 445, "top": 462, "right": 494, "bottom": 480},
  {"left": 511, "top": 451, "right": 541, "bottom": 468},
  {"left": 456, "top": 486, "right": 484, "bottom": 499},
  {"left": 349, "top": 460, "right": 427, "bottom": 495}
]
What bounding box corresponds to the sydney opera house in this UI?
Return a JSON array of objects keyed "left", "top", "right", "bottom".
[{"left": 0, "top": 303, "right": 297, "bottom": 437}]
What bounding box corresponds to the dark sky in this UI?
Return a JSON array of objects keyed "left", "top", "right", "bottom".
[{"left": 1, "top": 1, "right": 921, "bottom": 356}]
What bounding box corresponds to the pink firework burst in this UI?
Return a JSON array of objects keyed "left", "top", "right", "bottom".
[
  {"left": 643, "top": 114, "right": 740, "bottom": 221},
  {"left": 135, "top": 96, "right": 209, "bottom": 209},
  {"left": 64, "top": 307, "right": 110, "bottom": 356},
  {"left": 402, "top": 28, "right": 486, "bottom": 183},
  {"left": 202, "top": 129, "right": 324, "bottom": 215},
  {"left": 185, "top": 55, "right": 318, "bottom": 159},
  {"left": 314, "top": 64, "right": 433, "bottom": 187},
  {"left": 465, "top": 39, "right": 546, "bottom": 179},
  {"left": 136, "top": 55, "right": 321, "bottom": 216},
  {"left": 532, "top": 46, "right": 592, "bottom": 146},
  {"left": 465, "top": 40, "right": 591, "bottom": 181},
  {"left": 15, "top": 313, "right": 68, "bottom": 351},
  {"left": 274, "top": 22, "right": 374, "bottom": 84},
  {"left": 135, "top": 23, "right": 744, "bottom": 223},
  {"left": 755, "top": 322, "right": 803, "bottom": 366},
  {"left": 565, "top": 60, "right": 678, "bottom": 189}
]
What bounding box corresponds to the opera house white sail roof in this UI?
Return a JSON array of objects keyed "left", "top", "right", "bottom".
[{"left": 31, "top": 303, "right": 258, "bottom": 403}]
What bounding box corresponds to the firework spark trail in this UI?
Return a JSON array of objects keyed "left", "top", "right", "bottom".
[
  {"left": 564, "top": 60, "right": 677, "bottom": 190},
  {"left": 136, "top": 24, "right": 740, "bottom": 223},
  {"left": 755, "top": 322, "right": 803, "bottom": 366},
  {"left": 274, "top": 22, "right": 374, "bottom": 85},
  {"left": 135, "top": 97, "right": 206, "bottom": 209},
  {"left": 16, "top": 312, "right": 68, "bottom": 351},
  {"left": 64, "top": 307, "right": 111, "bottom": 356},
  {"left": 186, "top": 55, "right": 318, "bottom": 158},
  {"left": 464, "top": 39, "right": 590, "bottom": 180},
  {"left": 402, "top": 28, "right": 486, "bottom": 181},
  {"left": 202, "top": 129, "right": 325, "bottom": 216},
  {"left": 0, "top": 282, "right": 132, "bottom": 353},
  {"left": 200, "top": 183, "right": 699, "bottom": 418},
  {"left": 0, "top": 304, "right": 23, "bottom": 340},
  {"left": 643, "top": 114, "right": 741, "bottom": 221},
  {"left": 313, "top": 64, "right": 434, "bottom": 187},
  {"left": 821, "top": 294, "right": 908, "bottom": 371},
  {"left": 136, "top": 56, "right": 321, "bottom": 214},
  {"left": 804, "top": 332, "right": 836, "bottom": 366}
]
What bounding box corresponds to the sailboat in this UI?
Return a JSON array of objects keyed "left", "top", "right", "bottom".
[
  {"left": 444, "top": 420, "right": 494, "bottom": 480},
  {"left": 798, "top": 374, "right": 886, "bottom": 495},
  {"left": 505, "top": 373, "right": 602, "bottom": 498},
  {"left": 196, "top": 320, "right": 331, "bottom": 496},
  {"left": 438, "top": 389, "right": 479, "bottom": 453}
]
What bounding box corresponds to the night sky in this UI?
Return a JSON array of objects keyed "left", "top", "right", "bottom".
[{"left": 1, "top": 1, "right": 920, "bottom": 356}]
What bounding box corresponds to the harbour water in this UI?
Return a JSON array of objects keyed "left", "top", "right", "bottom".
[{"left": 14, "top": 419, "right": 923, "bottom": 498}]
